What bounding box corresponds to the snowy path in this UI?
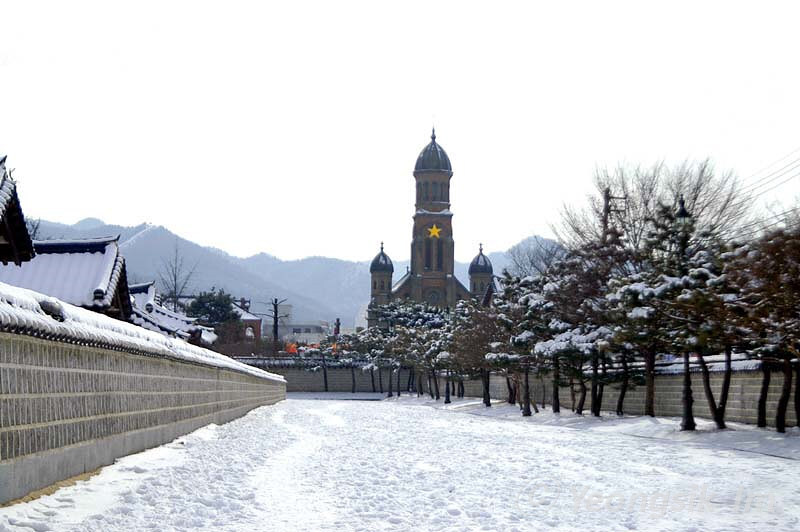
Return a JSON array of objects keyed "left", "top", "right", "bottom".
[{"left": 2, "top": 396, "right": 799, "bottom": 532}]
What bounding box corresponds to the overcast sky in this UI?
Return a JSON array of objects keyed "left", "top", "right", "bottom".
[{"left": 1, "top": 1, "right": 799, "bottom": 262}]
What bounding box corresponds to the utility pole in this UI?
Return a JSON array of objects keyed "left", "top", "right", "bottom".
[
  {"left": 592, "top": 187, "right": 627, "bottom": 417},
  {"left": 601, "top": 187, "right": 626, "bottom": 245}
]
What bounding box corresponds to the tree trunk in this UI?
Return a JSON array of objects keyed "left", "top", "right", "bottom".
[
  {"left": 322, "top": 354, "right": 329, "bottom": 392},
  {"left": 433, "top": 371, "right": 440, "bottom": 400},
  {"left": 444, "top": 371, "right": 452, "bottom": 404},
  {"left": 417, "top": 371, "right": 424, "bottom": 397},
  {"left": 681, "top": 352, "right": 696, "bottom": 431},
  {"left": 757, "top": 363, "right": 770, "bottom": 428},
  {"left": 506, "top": 376, "right": 515, "bottom": 404},
  {"left": 522, "top": 365, "right": 532, "bottom": 416},
  {"left": 717, "top": 345, "right": 732, "bottom": 427},
  {"left": 351, "top": 365, "right": 356, "bottom": 394},
  {"left": 370, "top": 368, "right": 376, "bottom": 393},
  {"left": 795, "top": 363, "right": 800, "bottom": 429},
  {"left": 616, "top": 356, "right": 629, "bottom": 416},
  {"left": 569, "top": 377, "right": 576, "bottom": 412},
  {"left": 597, "top": 358, "right": 607, "bottom": 416},
  {"left": 645, "top": 347, "right": 656, "bottom": 417},
  {"left": 776, "top": 358, "right": 793, "bottom": 433},
  {"left": 396, "top": 366, "right": 402, "bottom": 397},
  {"left": 378, "top": 367, "right": 384, "bottom": 394},
  {"left": 428, "top": 372, "right": 434, "bottom": 399},
  {"left": 591, "top": 353, "right": 599, "bottom": 417},
  {"left": 458, "top": 379, "right": 465, "bottom": 398},
  {"left": 541, "top": 378, "right": 546, "bottom": 410},
  {"left": 387, "top": 368, "right": 394, "bottom": 398},
  {"left": 575, "top": 381, "right": 587, "bottom": 415},
  {"left": 483, "top": 369, "right": 492, "bottom": 407},
  {"left": 407, "top": 370, "right": 414, "bottom": 393},
  {"left": 552, "top": 357, "right": 560, "bottom": 413},
  {"left": 697, "top": 353, "right": 722, "bottom": 429}
]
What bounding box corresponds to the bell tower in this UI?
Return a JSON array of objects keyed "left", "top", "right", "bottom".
[
  {"left": 409, "top": 129, "right": 459, "bottom": 307},
  {"left": 373, "top": 128, "right": 471, "bottom": 317}
]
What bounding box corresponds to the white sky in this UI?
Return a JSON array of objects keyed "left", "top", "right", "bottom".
[{"left": 1, "top": 1, "right": 799, "bottom": 262}]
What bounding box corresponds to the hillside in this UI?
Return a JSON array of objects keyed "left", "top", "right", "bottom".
[{"left": 36, "top": 219, "right": 553, "bottom": 326}]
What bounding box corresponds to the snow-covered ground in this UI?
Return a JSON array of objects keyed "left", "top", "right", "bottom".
[{"left": 2, "top": 395, "right": 799, "bottom": 532}]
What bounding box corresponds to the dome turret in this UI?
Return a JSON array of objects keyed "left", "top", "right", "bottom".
[
  {"left": 414, "top": 128, "right": 452, "bottom": 175},
  {"left": 370, "top": 243, "right": 394, "bottom": 273},
  {"left": 468, "top": 244, "right": 493, "bottom": 275}
]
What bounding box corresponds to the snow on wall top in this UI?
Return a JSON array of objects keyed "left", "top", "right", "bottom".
[
  {"left": 0, "top": 281, "right": 285, "bottom": 383},
  {"left": 0, "top": 237, "right": 123, "bottom": 309}
]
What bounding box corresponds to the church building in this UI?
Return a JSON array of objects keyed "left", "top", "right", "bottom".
[{"left": 368, "top": 130, "right": 493, "bottom": 326}]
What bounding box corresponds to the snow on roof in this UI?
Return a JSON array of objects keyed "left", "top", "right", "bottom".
[
  {"left": 233, "top": 303, "right": 261, "bottom": 321},
  {"left": 0, "top": 237, "right": 130, "bottom": 313},
  {"left": 128, "top": 279, "right": 217, "bottom": 345},
  {"left": 0, "top": 156, "right": 35, "bottom": 264},
  {"left": 0, "top": 281, "right": 284, "bottom": 383}
]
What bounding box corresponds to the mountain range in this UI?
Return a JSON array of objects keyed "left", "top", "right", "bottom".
[{"left": 35, "top": 218, "right": 550, "bottom": 327}]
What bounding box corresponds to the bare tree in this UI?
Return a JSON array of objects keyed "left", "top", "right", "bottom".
[
  {"left": 505, "top": 236, "right": 564, "bottom": 277},
  {"left": 555, "top": 159, "right": 755, "bottom": 254},
  {"left": 26, "top": 218, "right": 42, "bottom": 240},
  {"left": 159, "top": 239, "right": 198, "bottom": 311}
]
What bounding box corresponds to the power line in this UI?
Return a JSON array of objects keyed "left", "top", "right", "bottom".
[
  {"left": 723, "top": 167, "right": 800, "bottom": 215},
  {"left": 739, "top": 157, "right": 800, "bottom": 195},
  {"left": 737, "top": 145, "right": 800, "bottom": 191}
]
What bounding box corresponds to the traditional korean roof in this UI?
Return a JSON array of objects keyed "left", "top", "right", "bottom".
[
  {"left": 0, "top": 280, "right": 283, "bottom": 382},
  {"left": 0, "top": 236, "right": 133, "bottom": 319},
  {"left": 128, "top": 279, "right": 217, "bottom": 345},
  {"left": 0, "top": 155, "right": 35, "bottom": 265}
]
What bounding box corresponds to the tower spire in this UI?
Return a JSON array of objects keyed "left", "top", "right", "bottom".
[{"left": 431, "top": 126, "right": 436, "bottom": 142}]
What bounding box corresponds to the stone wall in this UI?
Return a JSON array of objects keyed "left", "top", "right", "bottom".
[
  {"left": 478, "top": 370, "right": 797, "bottom": 427},
  {"left": 269, "top": 365, "right": 796, "bottom": 428},
  {"left": 0, "top": 333, "right": 285, "bottom": 504},
  {"left": 276, "top": 367, "right": 414, "bottom": 393}
]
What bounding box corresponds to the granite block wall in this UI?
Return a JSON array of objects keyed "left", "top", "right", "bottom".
[{"left": 0, "top": 333, "right": 285, "bottom": 503}]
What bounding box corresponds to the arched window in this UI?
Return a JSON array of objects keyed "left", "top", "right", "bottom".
[
  {"left": 433, "top": 182, "right": 440, "bottom": 200},
  {"left": 436, "top": 239, "right": 443, "bottom": 270},
  {"left": 417, "top": 182, "right": 422, "bottom": 202},
  {"left": 424, "top": 182, "right": 429, "bottom": 201},
  {"left": 444, "top": 183, "right": 449, "bottom": 201},
  {"left": 380, "top": 280, "right": 385, "bottom": 290},
  {"left": 424, "top": 239, "right": 432, "bottom": 269},
  {"left": 373, "top": 280, "right": 376, "bottom": 290}
]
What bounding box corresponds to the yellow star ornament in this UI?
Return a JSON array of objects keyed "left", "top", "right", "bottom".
[{"left": 427, "top": 224, "right": 442, "bottom": 238}]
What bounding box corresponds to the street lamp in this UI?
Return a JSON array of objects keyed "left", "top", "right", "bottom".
[
  {"left": 676, "top": 195, "right": 691, "bottom": 227},
  {"left": 675, "top": 195, "right": 693, "bottom": 277}
]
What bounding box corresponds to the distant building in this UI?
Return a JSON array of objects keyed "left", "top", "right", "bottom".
[
  {"left": 281, "top": 321, "right": 331, "bottom": 345},
  {"left": 368, "top": 130, "right": 494, "bottom": 327},
  {"left": 0, "top": 236, "right": 133, "bottom": 320},
  {"left": 0, "top": 155, "right": 35, "bottom": 265},
  {"left": 233, "top": 298, "right": 262, "bottom": 341},
  {"left": 129, "top": 281, "right": 217, "bottom": 345}
]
